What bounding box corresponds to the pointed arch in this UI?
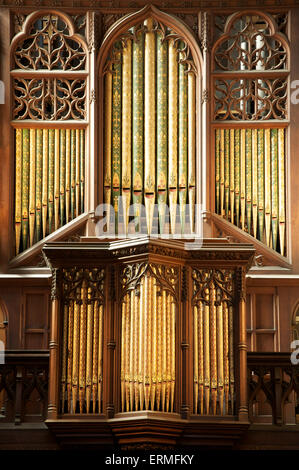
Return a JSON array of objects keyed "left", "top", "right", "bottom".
[
  {"left": 97, "top": 5, "right": 202, "bottom": 237},
  {"left": 98, "top": 5, "right": 202, "bottom": 75}
]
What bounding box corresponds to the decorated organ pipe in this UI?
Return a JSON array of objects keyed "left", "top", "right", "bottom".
[
  {"left": 120, "top": 264, "right": 178, "bottom": 412},
  {"left": 14, "top": 128, "right": 85, "bottom": 254},
  {"left": 192, "top": 268, "right": 235, "bottom": 416},
  {"left": 60, "top": 268, "right": 105, "bottom": 415},
  {"left": 215, "top": 128, "right": 286, "bottom": 256},
  {"left": 103, "top": 18, "right": 197, "bottom": 237}
]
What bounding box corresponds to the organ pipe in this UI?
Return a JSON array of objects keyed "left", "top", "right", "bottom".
[
  {"left": 14, "top": 128, "right": 85, "bottom": 254},
  {"left": 215, "top": 128, "right": 286, "bottom": 255}
]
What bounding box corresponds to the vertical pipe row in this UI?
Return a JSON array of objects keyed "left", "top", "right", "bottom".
[
  {"left": 120, "top": 272, "right": 176, "bottom": 412},
  {"left": 14, "top": 128, "right": 85, "bottom": 254},
  {"left": 193, "top": 281, "right": 234, "bottom": 415},
  {"left": 61, "top": 292, "right": 104, "bottom": 415},
  {"left": 104, "top": 22, "right": 196, "bottom": 237},
  {"left": 215, "top": 128, "right": 286, "bottom": 255}
]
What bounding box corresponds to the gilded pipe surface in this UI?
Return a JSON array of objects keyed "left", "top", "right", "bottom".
[
  {"left": 278, "top": 128, "right": 285, "bottom": 255},
  {"left": 240, "top": 129, "right": 246, "bottom": 231},
  {"left": 54, "top": 129, "right": 60, "bottom": 231},
  {"left": 112, "top": 51, "right": 122, "bottom": 233},
  {"left": 188, "top": 72, "right": 196, "bottom": 234},
  {"left": 179, "top": 45, "right": 188, "bottom": 233},
  {"left": 42, "top": 129, "right": 49, "bottom": 239},
  {"left": 271, "top": 129, "right": 278, "bottom": 251},
  {"left": 193, "top": 305, "right": 198, "bottom": 414},
  {"left": 264, "top": 129, "right": 271, "bottom": 247},
  {"left": 59, "top": 129, "right": 66, "bottom": 227},
  {"left": 157, "top": 31, "right": 168, "bottom": 234},
  {"left": 224, "top": 129, "right": 230, "bottom": 219},
  {"left": 75, "top": 129, "right": 80, "bottom": 222},
  {"left": 15, "top": 129, "right": 22, "bottom": 254},
  {"left": 229, "top": 129, "right": 235, "bottom": 224},
  {"left": 168, "top": 38, "right": 178, "bottom": 235},
  {"left": 65, "top": 129, "right": 71, "bottom": 224},
  {"left": 104, "top": 69, "right": 112, "bottom": 222},
  {"left": 70, "top": 129, "right": 76, "bottom": 221},
  {"left": 29, "top": 129, "right": 36, "bottom": 247},
  {"left": 21, "top": 129, "right": 30, "bottom": 251},
  {"left": 48, "top": 129, "right": 54, "bottom": 234},
  {"left": 86, "top": 288, "right": 93, "bottom": 413},
  {"left": 122, "top": 39, "right": 132, "bottom": 234},
  {"left": 79, "top": 284, "right": 87, "bottom": 413},
  {"left": 220, "top": 129, "right": 225, "bottom": 217},
  {"left": 132, "top": 31, "right": 144, "bottom": 231},
  {"left": 67, "top": 302, "right": 74, "bottom": 413},
  {"left": 245, "top": 129, "right": 252, "bottom": 235},
  {"left": 144, "top": 19, "right": 156, "bottom": 234},
  {"left": 98, "top": 303, "right": 103, "bottom": 413},
  {"left": 92, "top": 301, "right": 99, "bottom": 413},
  {"left": 35, "top": 129, "right": 42, "bottom": 243},
  {"left": 257, "top": 129, "right": 265, "bottom": 243}
]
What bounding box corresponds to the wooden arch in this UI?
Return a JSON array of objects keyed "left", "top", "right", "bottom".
[
  {"left": 97, "top": 4, "right": 203, "bottom": 75},
  {"left": 10, "top": 10, "right": 89, "bottom": 65},
  {"left": 211, "top": 10, "right": 290, "bottom": 67}
]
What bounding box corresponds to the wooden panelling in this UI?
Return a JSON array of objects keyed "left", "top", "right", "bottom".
[{"left": 0, "top": 287, "right": 50, "bottom": 349}]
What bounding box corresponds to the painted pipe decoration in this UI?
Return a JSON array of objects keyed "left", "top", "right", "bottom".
[
  {"left": 15, "top": 128, "right": 85, "bottom": 254},
  {"left": 215, "top": 128, "right": 286, "bottom": 255},
  {"left": 104, "top": 19, "right": 196, "bottom": 237},
  {"left": 120, "top": 271, "right": 176, "bottom": 412}
]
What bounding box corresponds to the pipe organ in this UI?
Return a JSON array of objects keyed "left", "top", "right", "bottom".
[
  {"left": 60, "top": 268, "right": 104, "bottom": 415},
  {"left": 15, "top": 128, "right": 85, "bottom": 254},
  {"left": 192, "top": 268, "right": 235, "bottom": 416},
  {"left": 120, "top": 264, "right": 177, "bottom": 413},
  {"left": 43, "top": 238, "right": 254, "bottom": 449},
  {"left": 215, "top": 128, "right": 286, "bottom": 255},
  {"left": 12, "top": 13, "right": 87, "bottom": 255},
  {"left": 103, "top": 18, "right": 196, "bottom": 236}
]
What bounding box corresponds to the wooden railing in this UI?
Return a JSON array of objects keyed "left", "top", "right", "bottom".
[
  {"left": 0, "top": 350, "right": 49, "bottom": 424},
  {"left": 247, "top": 352, "right": 299, "bottom": 425}
]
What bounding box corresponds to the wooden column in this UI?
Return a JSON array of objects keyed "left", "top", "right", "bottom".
[
  {"left": 237, "top": 267, "right": 249, "bottom": 422},
  {"left": 48, "top": 268, "right": 61, "bottom": 420}
]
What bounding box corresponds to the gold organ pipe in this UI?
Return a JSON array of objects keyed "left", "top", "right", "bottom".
[
  {"left": 146, "top": 275, "right": 153, "bottom": 411},
  {"left": 144, "top": 18, "right": 156, "bottom": 234},
  {"left": 240, "top": 129, "right": 246, "bottom": 231},
  {"left": 79, "top": 284, "right": 87, "bottom": 413},
  {"left": 188, "top": 73, "right": 196, "bottom": 233},
  {"left": 72, "top": 300, "right": 80, "bottom": 413},
  {"left": 75, "top": 129, "right": 80, "bottom": 220},
  {"left": 166, "top": 292, "right": 171, "bottom": 412},
  {"left": 138, "top": 278, "right": 144, "bottom": 410},
  {"left": 67, "top": 301, "right": 74, "bottom": 413},
  {"left": 162, "top": 289, "right": 167, "bottom": 411},
  {"left": 86, "top": 287, "right": 93, "bottom": 413},
  {"left": 92, "top": 301, "right": 99, "bottom": 413},
  {"left": 229, "top": 305, "right": 234, "bottom": 414},
  {"left": 134, "top": 287, "right": 139, "bottom": 410},
  {"left": 65, "top": 129, "right": 71, "bottom": 224},
  {"left": 217, "top": 302, "right": 224, "bottom": 415},
  {"left": 129, "top": 290, "right": 134, "bottom": 411},
  {"left": 220, "top": 129, "right": 225, "bottom": 216},
  {"left": 252, "top": 129, "right": 258, "bottom": 239},
  {"left": 104, "top": 70, "right": 112, "bottom": 231},
  {"left": 151, "top": 279, "right": 157, "bottom": 410},
  {"left": 54, "top": 129, "right": 60, "bottom": 231},
  {"left": 278, "top": 128, "right": 285, "bottom": 255},
  {"left": 223, "top": 303, "right": 230, "bottom": 415},
  {"left": 204, "top": 291, "right": 210, "bottom": 415},
  {"left": 125, "top": 293, "right": 130, "bottom": 412},
  {"left": 194, "top": 305, "right": 198, "bottom": 414},
  {"left": 42, "top": 129, "right": 49, "bottom": 239},
  {"left": 15, "top": 129, "right": 22, "bottom": 254},
  {"left": 229, "top": 129, "right": 235, "bottom": 224},
  {"left": 157, "top": 289, "right": 162, "bottom": 411},
  {"left": 98, "top": 303, "right": 103, "bottom": 414},
  {"left": 210, "top": 286, "right": 217, "bottom": 415},
  {"left": 168, "top": 38, "right": 178, "bottom": 235},
  {"left": 171, "top": 300, "right": 176, "bottom": 413},
  {"left": 264, "top": 129, "right": 271, "bottom": 247},
  {"left": 122, "top": 39, "right": 132, "bottom": 234},
  {"left": 121, "top": 299, "right": 126, "bottom": 412},
  {"left": 143, "top": 275, "right": 149, "bottom": 410},
  {"left": 198, "top": 302, "right": 204, "bottom": 414},
  {"left": 29, "top": 129, "right": 36, "bottom": 247},
  {"left": 61, "top": 304, "right": 68, "bottom": 412}
]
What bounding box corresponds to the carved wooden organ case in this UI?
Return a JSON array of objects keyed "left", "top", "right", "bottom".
[{"left": 43, "top": 239, "right": 254, "bottom": 447}]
